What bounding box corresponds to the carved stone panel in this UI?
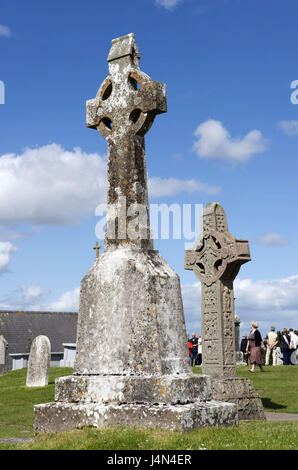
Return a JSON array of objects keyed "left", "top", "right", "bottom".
[{"left": 185, "top": 202, "right": 250, "bottom": 379}]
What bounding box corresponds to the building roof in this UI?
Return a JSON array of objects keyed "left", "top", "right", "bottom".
[{"left": 0, "top": 311, "right": 78, "bottom": 357}]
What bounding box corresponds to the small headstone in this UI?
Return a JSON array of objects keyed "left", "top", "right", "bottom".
[
  {"left": 26, "top": 335, "right": 51, "bottom": 387},
  {"left": 234, "top": 315, "right": 241, "bottom": 352},
  {"left": 276, "top": 347, "right": 283, "bottom": 365},
  {"left": 0, "top": 335, "right": 8, "bottom": 376},
  {"left": 290, "top": 350, "right": 298, "bottom": 365},
  {"left": 234, "top": 315, "right": 247, "bottom": 365}
]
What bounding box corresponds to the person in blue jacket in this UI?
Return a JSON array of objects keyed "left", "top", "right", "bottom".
[{"left": 282, "top": 328, "right": 292, "bottom": 366}]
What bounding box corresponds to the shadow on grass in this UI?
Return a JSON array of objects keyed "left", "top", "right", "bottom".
[{"left": 262, "top": 397, "right": 287, "bottom": 410}]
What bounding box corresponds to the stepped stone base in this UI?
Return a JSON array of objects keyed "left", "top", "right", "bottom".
[
  {"left": 34, "top": 400, "right": 237, "bottom": 434},
  {"left": 34, "top": 373, "right": 238, "bottom": 433},
  {"left": 212, "top": 377, "right": 266, "bottom": 421},
  {"left": 54, "top": 374, "right": 213, "bottom": 405}
]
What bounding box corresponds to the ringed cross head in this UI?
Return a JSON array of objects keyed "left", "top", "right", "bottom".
[
  {"left": 86, "top": 33, "right": 167, "bottom": 142},
  {"left": 185, "top": 203, "right": 251, "bottom": 286}
]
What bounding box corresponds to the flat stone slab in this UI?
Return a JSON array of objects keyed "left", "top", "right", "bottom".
[
  {"left": 265, "top": 412, "right": 298, "bottom": 421},
  {"left": 0, "top": 438, "right": 33, "bottom": 444},
  {"left": 55, "top": 373, "right": 213, "bottom": 405},
  {"left": 34, "top": 400, "right": 238, "bottom": 434}
]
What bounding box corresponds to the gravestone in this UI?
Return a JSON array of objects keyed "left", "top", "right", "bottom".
[
  {"left": 34, "top": 33, "right": 237, "bottom": 433},
  {"left": 276, "top": 347, "right": 283, "bottom": 365},
  {"left": 185, "top": 202, "right": 265, "bottom": 420},
  {"left": 26, "top": 335, "right": 51, "bottom": 387},
  {"left": 235, "top": 315, "right": 246, "bottom": 365},
  {"left": 234, "top": 315, "right": 241, "bottom": 353},
  {"left": 0, "top": 335, "right": 8, "bottom": 376},
  {"left": 291, "top": 349, "right": 298, "bottom": 365}
]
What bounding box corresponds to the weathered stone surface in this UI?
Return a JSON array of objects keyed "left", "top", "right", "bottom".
[
  {"left": 86, "top": 32, "right": 166, "bottom": 251},
  {"left": 185, "top": 202, "right": 265, "bottom": 421},
  {"left": 0, "top": 335, "right": 8, "bottom": 376},
  {"left": 212, "top": 378, "right": 266, "bottom": 421},
  {"left": 185, "top": 202, "right": 251, "bottom": 379},
  {"left": 34, "top": 400, "right": 237, "bottom": 434},
  {"left": 26, "top": 335, "right": 50, "bottom": 387},
  {"left": 55, "top": 374, "right": 213, "bottom": 405},
  {"left": 34, "top": 34, "right": 238, "bottom": 433},
  {"left": 74, "top": 246, "right": 190, "bottom": 376}
]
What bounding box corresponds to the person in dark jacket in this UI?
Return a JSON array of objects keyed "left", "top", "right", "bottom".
[
  {"left": 189, "top": 333, "right": 198, "bottom": 367},
  {"left": 240, "top": 334, "right": 249, "bottom": 365},
  {"left": 282, "top": 328, "right": 292, "bottom": 365},
  {"left": 246, "top": 322, "right": 266, "bottom": 372}
]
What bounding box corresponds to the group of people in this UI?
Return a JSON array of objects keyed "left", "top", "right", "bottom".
[
  {"left": 187, "top": 324, "right": 298, "bottom": 372},
  {"left": 240, "top": 324, "right": 298, "bottom": 371},
  {"left": 187, "top": 333, "right": 202, "bottom": 366}
]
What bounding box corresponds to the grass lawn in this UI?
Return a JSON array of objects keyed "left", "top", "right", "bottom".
[
  {"left": 196, "top": 365, "right": 298, "bottom": 414},
  {"left": 0, "top": 365, "right": 297, "bottom": 450},
  {"left": 236, "top": 365, "right": 298, "bottom": 414},
  {"left": 0, "top": 367, "right": 72, "bottom": 444}
]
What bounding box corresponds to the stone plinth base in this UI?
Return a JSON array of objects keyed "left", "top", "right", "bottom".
[
  {"left": 34, "top": 373, "right": 238, "bottom": 433},
  {"left": 54, "top": 373, "right": 213, "bottom": 405},
  {"left": 212, "top": 377, "right": 265, "bottom": 421},
  {"left": 34, "top": 400, "right": 237, "bottom": 434}
]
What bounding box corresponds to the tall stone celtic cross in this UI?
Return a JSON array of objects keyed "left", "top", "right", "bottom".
[
  {"left": 185, "top": 203, "right": 251, "bottom": 379},
  {"left": 86, "top": 33, "right": 167, "bottom": 250}
]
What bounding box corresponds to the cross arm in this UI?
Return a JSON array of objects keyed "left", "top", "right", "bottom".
[
  {"left": 134, "top": 81, "right": 167, "bottom": 115},
  {"left": 130, "top": 80, "right": 167, "bottom": 136}
]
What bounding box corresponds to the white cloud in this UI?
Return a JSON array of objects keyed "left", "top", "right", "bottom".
[
  {"left": 181, "top": 282, "right": 201, "bottom": 334},
  {"left": 255, "top": 232, "right": 289, "bottom": 246},
  {"left": 0, "top": 25, "right": 11, "bottom": 37},
  {"left": 0, "top": 144, "right": 107, "bottom": 225},
  {"left": 148, "top": 176, "right": 220, "bottom": 197},
  {"left": 234, "top": 276, "right": 298, "bottom": 312},
  {"left": 20, "top": 284, "right": 44, "bottom": 302},
  {"left": 47, "top": 287, "right": 80, "bottom": 312},
  {"left": 181, "top": 275, "right": 298, "bottom": 337},
  {"left": 0, "top": 283, "right": 49, "bottom": 310},
  {"left": 193, "top": 119, "right": 269, "bottom": 163},
  {"left": 0, "top": 241, "right": 17, "bottom": 274},
  {"left": 234, "top": 276, "right": 298, "bottom": 333},
  {"left": 155, "top": 0, "right": 182, "bottom": 10},
  {"left": 0, "top": 225, "right": 43, "bottom": 242},
  {"left": 0, "top": 143, "right": 222, "bottom": 228},
  {"left": 277, "top": 120, "right": 298, "bottom": 136},
  {"left": 0, "top": 283, "right": 78, "bottom": 312}
]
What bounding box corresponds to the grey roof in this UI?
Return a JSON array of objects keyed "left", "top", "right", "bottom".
[{"left": 0, "top": 311, "right": 78, "bottom": 357}]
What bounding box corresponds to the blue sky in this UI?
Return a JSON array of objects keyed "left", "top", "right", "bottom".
[{"left": 0, "top": 0, "right": 298, "bottom": 339}]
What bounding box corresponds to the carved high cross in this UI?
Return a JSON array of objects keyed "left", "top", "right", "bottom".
[
  {"left": 185, "top": 203, "right": 251, "bottom": 379},
  {"left": 86, "top": 33, "right": 167, "bottom": 250},
  {"left": 185, "top": 203, "right": 251, "bottom": 287}
]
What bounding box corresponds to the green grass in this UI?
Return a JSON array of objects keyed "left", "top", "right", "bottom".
[
  {"left": 0, "top": 367, "right": 72, "bottom": 448},
  {"left": 236, "top": 365, "right": 298, "bottom": 413},
  {"left": 194, "top": 365, "right": 298, "bottom": 413},
  {"left": 20, "top": 421, "right": 298, "bottom": 451},
  {"left": 0, "top": 365, "right": 297, "bottom": 450}
]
